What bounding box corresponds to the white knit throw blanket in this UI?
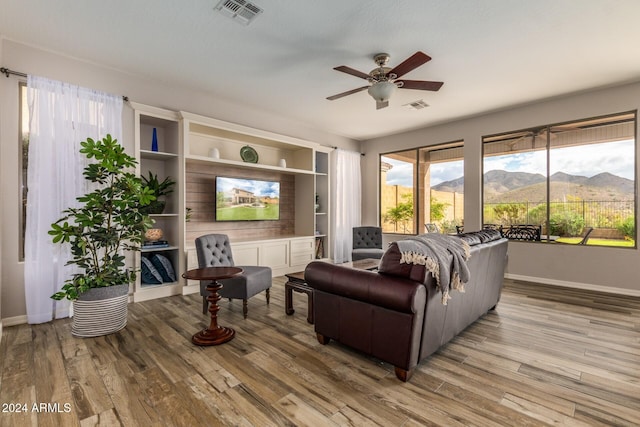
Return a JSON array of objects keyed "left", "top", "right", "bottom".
[{"left": 396, "top": 234, "right": 471, "bottom": 305}]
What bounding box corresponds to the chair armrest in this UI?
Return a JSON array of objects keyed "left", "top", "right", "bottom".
[{"left": 304, "top": 262, "right": 425, "bottom": 314}]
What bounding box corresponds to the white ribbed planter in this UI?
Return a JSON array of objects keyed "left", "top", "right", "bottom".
[{"left": 72, "top": 284, "right": 129, "bottom": 338}]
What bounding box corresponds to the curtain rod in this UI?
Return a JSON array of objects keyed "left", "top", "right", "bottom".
[
  {"left": 1, "top": 66, "right": 129, "bottom": 102},
  {"left": 329, "top": 146, "right": 365, "bottom": 156}
]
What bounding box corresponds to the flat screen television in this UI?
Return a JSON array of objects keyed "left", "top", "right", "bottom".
[{"left": 215, "top": 176, "right": 280, "bottom": 221}]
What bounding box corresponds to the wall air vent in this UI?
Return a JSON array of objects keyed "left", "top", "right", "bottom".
[
  {"left": 403, "top": 100, "right": 429, "bottom": 110},
  {"left": 215, "top": 0, "right": 263, "bottom": 25}
]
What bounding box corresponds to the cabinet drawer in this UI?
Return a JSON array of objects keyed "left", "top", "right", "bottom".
[
  {"left": 290, "top": 238, "right": 315, "bottom": 267},
  {"left": 290, "top": 238, "right": 314, "bottom": 254}
]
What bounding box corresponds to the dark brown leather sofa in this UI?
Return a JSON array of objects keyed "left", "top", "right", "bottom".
[{"left": 304, "top": 231, "right": 508, "bottom": 382}]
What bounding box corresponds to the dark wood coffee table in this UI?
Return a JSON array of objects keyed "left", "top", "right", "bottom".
[
  {"left": 285, "top": 258, "right": 379, "bottom": 324},
  {"left": 182, "top": 266, "right": 243, "bottom": 346}
]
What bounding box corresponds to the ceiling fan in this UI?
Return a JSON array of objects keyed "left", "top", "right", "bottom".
[
  {"left": 327, "top": 51, "right": 444, "bottom": 110},
  {"left": 506, "top": 125, "right": 579, "bottom": 151}
]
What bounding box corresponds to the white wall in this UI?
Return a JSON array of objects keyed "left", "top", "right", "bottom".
[
  {"left": 361, "top": 82, "right": 640, "bottom": 295},
  {"left": 0, "top": 38, "right": 359, "bottom": 321}
]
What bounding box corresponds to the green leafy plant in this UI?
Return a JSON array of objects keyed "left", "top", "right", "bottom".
[
  {"left": 429, "top": 197, "right": 449, "bottom": 222},
  {"left": 616, "top": 216, "right": 635, "bottom": 241},
  {"left": 49, "top": 135, "right": 156, "bottom": 301},
  {"left": 140, "top": 171, "right": 175, "bottom": 214},
  {"left": 549, "top": 211, "right": 585, "bottom": 236},
  {"left": 492, "top": 203, "right": 526, "bottom": 225},
  {"left": 384, "top": 193, "right": 414, "bottom": 233},
  {"left": 141, "top": 171, "right": 175, "bottom": 197}
]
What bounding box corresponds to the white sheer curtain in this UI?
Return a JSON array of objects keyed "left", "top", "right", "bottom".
[
  {"left": 331, "top": 149, "right": 362, "bottom": 263},
  {"left": 24, "top": 76, "right": 122, "bottom": 323}
]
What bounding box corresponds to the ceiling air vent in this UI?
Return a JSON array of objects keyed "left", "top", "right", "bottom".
[
  {"left": 403, "top": 100, "right": 429, "bottom": 110},
  {"left": 215, "top": 0, "right": 263, "bottom": 25}
]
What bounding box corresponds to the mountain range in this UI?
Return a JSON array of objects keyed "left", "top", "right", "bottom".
[{"left": 433, "top": 170, "right": 634, "bottom": 203}]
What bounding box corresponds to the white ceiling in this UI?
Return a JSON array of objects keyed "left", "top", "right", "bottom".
[{"left": 2, "top": 0, "right": 640, "bottom": 141}]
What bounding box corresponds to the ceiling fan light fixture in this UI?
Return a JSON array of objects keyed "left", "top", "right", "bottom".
[{"left": 368, "top": 81, "right": 397, "bottom": 103}]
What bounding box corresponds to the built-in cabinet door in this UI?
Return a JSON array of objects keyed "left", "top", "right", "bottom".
[
  {"left": 260, "top": 241, "right": 290, "bottom": 270},
  {"left": 232, "top": 244, "right": 260, "bottom": 266}
]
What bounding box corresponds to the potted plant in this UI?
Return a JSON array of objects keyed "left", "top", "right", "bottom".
[
  {"left": 140, "top": 171, "right": 176, "bottom": 214},
  {"left": 49, "top": 134, "right": 155, "bottom": 337}
]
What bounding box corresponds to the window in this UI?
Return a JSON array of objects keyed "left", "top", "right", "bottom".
[
  {"left": 19, "top": 82, "right": 29, "bottom": 260},
  {"left": 380, "top": 149, "right": 416, "bottom": 234},
  {"left": 483, "top": 112, "right": 636, "bottom": 247},
  {"left": 380, "top": 141, "right": 464, "bottom": 234}
]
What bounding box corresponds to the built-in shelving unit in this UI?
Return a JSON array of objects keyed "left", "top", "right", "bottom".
[
  {"left": 314, "top": 149, "right": 331, "bottom": 260},
  {"left": 132, "top": 104, "right": 184, "bottom": 302},
  {"left": 131, "top": 105, "right": 331, "bottom": 302}
]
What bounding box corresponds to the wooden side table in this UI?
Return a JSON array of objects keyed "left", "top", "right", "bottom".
[
  {"left": 284, "top": 271, "right": 314, "bottom": 324},
  {"left": 182, "top": 266, "right": 243, "bottom": 346}
]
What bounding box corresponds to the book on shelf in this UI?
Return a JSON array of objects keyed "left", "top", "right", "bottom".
[
  {"left": 142, "top": 240, "right": 170, "bottom": 249},
  {"left": 315, "top": 236, "right": 324, "bottom": 259}
]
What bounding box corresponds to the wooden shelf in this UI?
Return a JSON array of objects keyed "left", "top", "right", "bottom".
[
  {"left": 140, "top": 150, "right": 179, "bottom": 160},
  {"left": 184, "top": 154, "right": 315, "bottom": 175},
  {"left": 141, "top": 245, "right": 180, "bottom": 253}
]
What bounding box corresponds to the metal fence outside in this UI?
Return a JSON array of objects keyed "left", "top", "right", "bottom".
[{"left": 484, "top": 200, "right": 634, "bottom": 230}]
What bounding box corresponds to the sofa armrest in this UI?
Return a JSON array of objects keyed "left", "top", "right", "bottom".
[{"left": 304, "top": 261, "right": 424, "bottom": 314}]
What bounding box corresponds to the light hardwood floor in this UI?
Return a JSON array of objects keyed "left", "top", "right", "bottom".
[{"left": 1, "top": 278, "right": 639, "bottom": 426}]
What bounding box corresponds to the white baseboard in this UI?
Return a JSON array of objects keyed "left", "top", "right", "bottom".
[
  {"left": 182, "top": 284, "right": 200, "bottom": 295},
  {"left": 2, "top": 315, "right": 28, "bottom": 327},
  {"left": 505, "top": 273, "right": 640, "bottom": 297}
]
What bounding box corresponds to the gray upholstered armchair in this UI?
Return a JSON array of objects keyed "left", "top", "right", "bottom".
[
  {"left": 195, "top": 234, "right": 272, "bottom": 318},
  {"left": 352, "top": 226, "right": 384, "bottom": 261}
]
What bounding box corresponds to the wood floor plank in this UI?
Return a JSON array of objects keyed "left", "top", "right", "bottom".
[
  {"left": 31, "top": 323, "right": 79, "bottom": 427},
  {"left": 78, "top": 408, "right": 121, "bottom": 427},
  {"left": 274, "top": 393, "right": 338, "bottom": 427},
  {"left": 2, "top": 278, "right": 640, "bottom": 426},
  {"left": 96, "top": 362, "right": 161, "bottom": 427},
  {"left": 65, "top": 354, "right": 114, "bottom": 421}
]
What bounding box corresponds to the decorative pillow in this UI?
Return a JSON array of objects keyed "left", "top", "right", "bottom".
[
  {"left": 151, "top": 254, "right": 176, "bottom": 282},
  {"left": 456, "top": 229, "right": 503, "bottom": 245},
  {"left": 456, "top": 233, "right": 482, "bottom": 246},
  {"left": 378, "top": 242, "right": 427, "bottom": 283},
  {"left": 477, "top": 229, "right": 502, "bottom": 242},
  {"left": 141, "top": 256, "right": 163, "bottom": 284}
]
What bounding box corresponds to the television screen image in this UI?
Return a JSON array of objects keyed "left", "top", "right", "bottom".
[{"left": 216, "top": 177, "right": 280, "bottom": 221}]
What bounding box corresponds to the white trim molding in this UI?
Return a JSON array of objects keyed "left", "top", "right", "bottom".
[
  {"left": 505, "top": 273, "right": 640, "bottom": 297},
  {"left": 2, "top": 315, "right": 28, "bottom": 327}
]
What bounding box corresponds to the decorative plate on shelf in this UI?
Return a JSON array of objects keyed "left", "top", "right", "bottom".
[{"left": 240, "top": 145, "right": 258, "bottom": 163}]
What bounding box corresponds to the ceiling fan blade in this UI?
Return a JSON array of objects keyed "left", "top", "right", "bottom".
[
  {"left": 333, "top": 66, "right": 371, "bottom": 80},
  {"left": 376, "top": 100, "right": 389, "bottom": 110},
  {"left": 396, "top": 80, "right": 443, "bottom": 91},
  {"left": 326, "top": 85, "right": 369, "bottom": 100},
  {"left": 388, "top": 51, "right": 432, "bottom": 78}
]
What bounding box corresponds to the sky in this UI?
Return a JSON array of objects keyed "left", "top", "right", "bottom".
[
  {"left": 383, "top": 140, "right": 635, "bottom": 188},
  {"left": 217, "top": 177, "right": 280, "bottom": 198}
]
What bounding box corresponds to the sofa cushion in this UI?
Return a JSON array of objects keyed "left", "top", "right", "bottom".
[
  {"left": 457, "top": 229, "right": 502, "bottom": 245},
  {"left": 378, "top": 242, "right": 427, "bottom": 283},
  {"left": 352, "top": 247, "right": 385, "bottom": 261},
  {"left": 456, "top": 233, "right": 482, "bottom": 245}
]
